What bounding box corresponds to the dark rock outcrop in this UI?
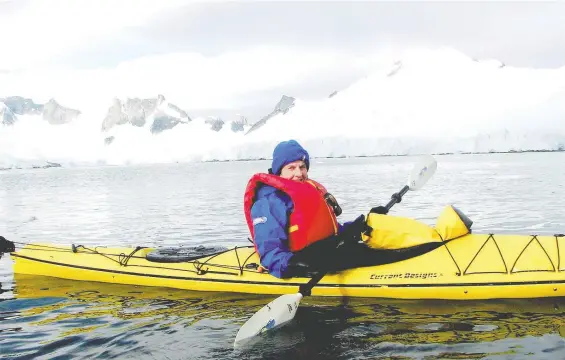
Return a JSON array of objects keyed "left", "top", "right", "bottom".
[
  {"left": 2, "top": 96, "right": 43, "bottom": 115},
  {"left": 0, "top": 96, "right": 80, "bottom": 125},
  {"left": 0, "top": 161, "right": 61, "bottom": 171},
  {"left": 104, "top": 136, "right": 115, "bottom": 145},
  {"left": 387, "top": 61, "right": 403, "bottom": 77},
  {"left": 151, "top": 113, "right": 183, "bottom": 134},
  {"left": 231, "top": 115, "right": 248, "bottom": 132},
  {"left": 205, "top": 117, "right": 225, "bottom": 132},
  {"left": 102, "top": 94, "right": 191, "bottom": 133},
  {"left": 245, "top": 95, "right": 295, "bottom": 135},
  {"left": 0, "top": 103, "right": 16, "bottom": 125},
  {"left": 43, "top": 99, "right": 81, "bottom": 125}
]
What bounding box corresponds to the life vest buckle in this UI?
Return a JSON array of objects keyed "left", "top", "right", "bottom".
[{"left": 324, "top": 192, "right": 342, "bottom": 217}]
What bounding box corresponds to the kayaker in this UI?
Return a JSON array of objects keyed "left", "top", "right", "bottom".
[{"left": 244, "top": 139, "right": 387, "bottom": 278}]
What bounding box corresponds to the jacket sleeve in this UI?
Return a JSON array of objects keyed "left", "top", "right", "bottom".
[
  {"left": 338, "top": 222, "right": 345, "bottom": 233},
  {"left": 250, "top": 195, "right": 294, "bottom": 278}
]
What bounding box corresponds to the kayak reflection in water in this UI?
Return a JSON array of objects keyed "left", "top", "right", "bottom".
[{"left": 243, "top": 139, "right": 387, "bottom": 279}]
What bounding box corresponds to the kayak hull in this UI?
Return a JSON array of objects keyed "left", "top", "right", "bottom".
[{"left": 8, "top": 232, "right": 565, "bottom": 300}]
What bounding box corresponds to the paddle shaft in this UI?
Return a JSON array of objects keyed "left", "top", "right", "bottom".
[
  {"left": 386, "top": 185, "right": 409, "bottom": 210},
  {"left": 298, "top": 184, "right": 410, "bottom": 296}
]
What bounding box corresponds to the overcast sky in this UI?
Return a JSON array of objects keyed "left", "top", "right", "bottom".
[{"left": 1, "top": 0, "right": 564, "bottom": 119}]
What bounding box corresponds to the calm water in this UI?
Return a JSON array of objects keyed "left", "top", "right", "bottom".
[{"left": 1, "top": 153, "right": 565, "bottom": 359}]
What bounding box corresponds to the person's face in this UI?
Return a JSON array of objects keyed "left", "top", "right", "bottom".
[{"left": 279, "top": 160, "right": 308, "bottom": 182}]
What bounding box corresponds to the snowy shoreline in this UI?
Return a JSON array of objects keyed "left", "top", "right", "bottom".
[{"left": 2, "top": 148, "right": 562, "bottom": 171}]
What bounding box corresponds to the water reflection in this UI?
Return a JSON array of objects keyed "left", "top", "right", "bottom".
[{"left": 2, "top": 275, "right": 565, "bottom": 359}]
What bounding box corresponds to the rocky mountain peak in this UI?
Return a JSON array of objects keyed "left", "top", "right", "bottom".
[
  {"left": 245, "top": 95, "right": 295, "bottom": 135},
  {"left": 0, "top": 96, "right": 79, "bottom": 125}
]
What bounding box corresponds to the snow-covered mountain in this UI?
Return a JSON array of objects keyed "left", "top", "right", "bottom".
[
  {"left": 231, "top": 115, "right": 250, "bottom": 133},
  {"left": 246, "top": 95, "right": 295, "bottom": 134},
  {"left": 1, "top": 96, "right": 43, "bottom": 116},
  {"left": 101, "top": 94, "right": 191, "bottom": 134},
  {"left": 0, "top": 102, "right": 16, "bottom": 125},
  {"left": 1, "top": 48, "right": 564, "bottom": 168},
  {"left": 0, "top": 96, "right": 80, "bottom": 125},
  {"left": 97, "top": 95, "right": 254, "bottom": 146}
]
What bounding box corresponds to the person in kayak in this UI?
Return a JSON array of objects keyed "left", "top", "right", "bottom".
[{"left": 244, "top": 139, "right": 387, "bottom": 278}]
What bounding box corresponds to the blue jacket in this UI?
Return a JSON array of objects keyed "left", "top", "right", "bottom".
[{"left": 250, "top": 184, "right": 345, "bottom": 278}]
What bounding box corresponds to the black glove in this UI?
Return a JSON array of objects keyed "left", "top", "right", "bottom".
[
  {"left": 369, "top": 206, "right": 388, "bottom": 215},
  {"left": 340, "top": 214, "right": 370, "bottom": 244},
  {"left": 0, "top": 236, "right": 15, "bottom": 253},
  {"left": 284, "top": 256, "right": 315, "bottom": 278}
]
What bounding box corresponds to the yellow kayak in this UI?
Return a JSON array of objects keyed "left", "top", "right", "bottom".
[{"left": 4, "top": 228, "right": 565, "bottom": 300}]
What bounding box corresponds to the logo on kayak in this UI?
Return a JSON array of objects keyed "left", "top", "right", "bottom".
[
  {"left": 370, "top": 272, "right": 441, "bottom": 280},
  {"left": 253, "top": 217, "right": 268, "bottom": 226}
]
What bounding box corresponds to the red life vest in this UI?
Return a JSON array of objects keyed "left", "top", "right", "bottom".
[{"left": 244, "top": 173, "right": 339, "bottom": 252}]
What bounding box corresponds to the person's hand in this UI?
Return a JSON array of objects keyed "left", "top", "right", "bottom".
[
  {"left": 369, "top": 206, "right": 388, "bottom": 215},
  {"left": 340, "top": 214, "right": 370, "bottom": 243},
  {"left": 284, "top": 256, "right": 314, "bottom": 278}
]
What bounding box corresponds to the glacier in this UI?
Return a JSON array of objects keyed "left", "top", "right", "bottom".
[{"left": 1, "top": 48, "right": 564, "bottom": 169}]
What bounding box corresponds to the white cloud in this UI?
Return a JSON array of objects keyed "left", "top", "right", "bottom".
[{"left": 0, "top": 0, "right": 187, "bottom": 71}]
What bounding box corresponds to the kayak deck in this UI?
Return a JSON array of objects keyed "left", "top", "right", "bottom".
[{"left": 8, "top": 232, "right": 565, "bottom": 300}]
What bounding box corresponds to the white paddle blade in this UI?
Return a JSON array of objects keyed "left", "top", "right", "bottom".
[
  {"left": 234, "top": 293, "right": 303, "bottom": 348},
  {"left": 409, "top": 155, "right": 437, "bottom": 190}
]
